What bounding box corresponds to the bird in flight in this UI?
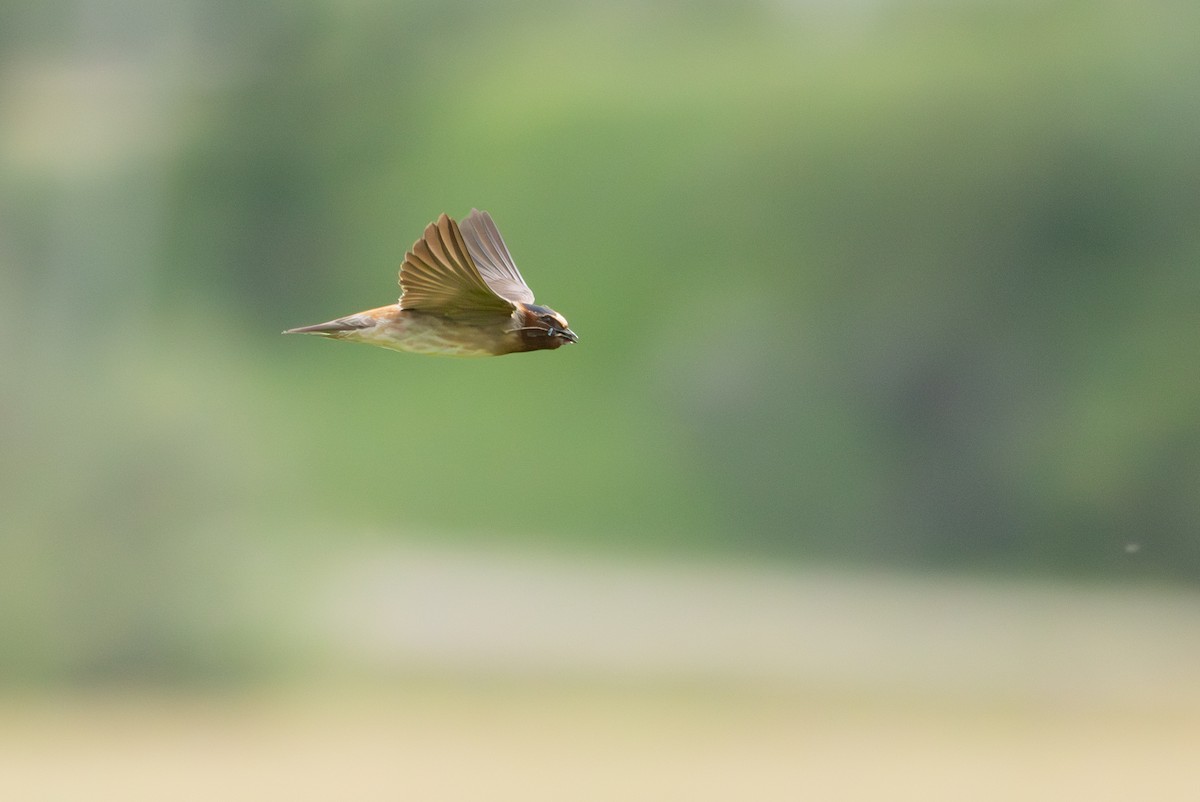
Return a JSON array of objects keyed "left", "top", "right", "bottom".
[{"left": 284, "top": 209, "right": 576, "bottom": 357}]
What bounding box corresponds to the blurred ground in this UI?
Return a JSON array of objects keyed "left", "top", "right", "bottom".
[
  {"left": 2, "top": 545, "right": 1196, "bottom": 801},
  {"left": 0, "top": 683, "right": 1195, "bottom": 802}
]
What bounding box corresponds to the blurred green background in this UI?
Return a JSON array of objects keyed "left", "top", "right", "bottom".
[
  {"left": 2, "top": 0, "right": 1199, "bottom": 690},
  {"left": 4, "top": 3, "right": 1200, "bottom": 797}
]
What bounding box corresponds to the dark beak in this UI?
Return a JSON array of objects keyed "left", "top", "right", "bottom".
[{"left": 559, "top": 328, "right": 579, "bottom": 344}]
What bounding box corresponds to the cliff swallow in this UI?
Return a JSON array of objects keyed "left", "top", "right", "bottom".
[{"left": 284, "top": 209, "right": 576, "bottom": 356}]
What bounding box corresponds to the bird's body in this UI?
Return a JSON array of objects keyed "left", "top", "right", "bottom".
[
  {"left": 287, "top": 304, "right": 560, "bottom": 357},
  {"left": 285, "top": 210, "right": 576, "bottom": 357}
]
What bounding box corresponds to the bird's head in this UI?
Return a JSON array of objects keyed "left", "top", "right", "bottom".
[{"left": 512, "top": 303, "right": 578, "bottom": 351}]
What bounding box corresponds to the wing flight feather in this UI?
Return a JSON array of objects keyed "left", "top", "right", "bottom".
[
  {"left": 398, "top": 214, "right": 516, "bottom": 317},
  {"left": 458, "top": 209, "right": 535, "bottom": 304}
]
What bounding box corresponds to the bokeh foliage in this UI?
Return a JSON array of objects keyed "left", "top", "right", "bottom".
[{"left": 2, "top": 0, "right": 1198, "bottom": 681}]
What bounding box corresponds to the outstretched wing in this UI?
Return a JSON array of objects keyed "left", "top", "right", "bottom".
[
  {"left": 458, "top": 209, "right": 536, "bottom": 305},
  {"left": 398, "top": 214, "right": 516, "bottom": 318}
]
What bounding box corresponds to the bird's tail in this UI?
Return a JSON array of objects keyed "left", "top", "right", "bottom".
[{"left": 283, "top": 314, "right": 373, "bottom": 336}]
